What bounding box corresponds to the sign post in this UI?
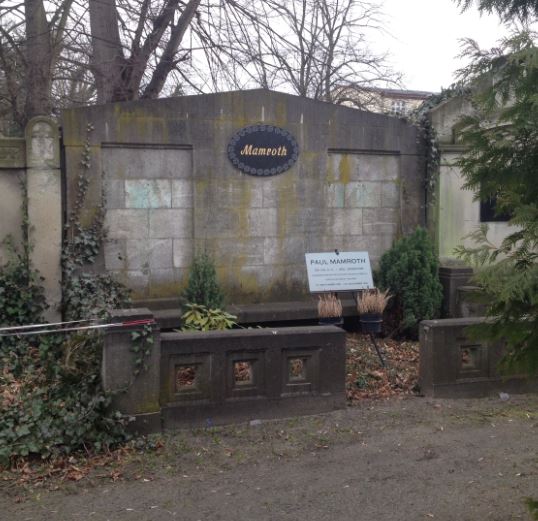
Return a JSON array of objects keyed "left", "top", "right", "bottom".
[
  {"left": 305, "top": 250, "right": 385, "bottom": 367},
  {"left": 304, "top": 251, "right": 374, "bottom": 293}
]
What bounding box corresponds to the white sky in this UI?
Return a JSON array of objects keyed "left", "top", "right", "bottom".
[{"left": 376, "top": 0, "right": 509, "bottom": 92}]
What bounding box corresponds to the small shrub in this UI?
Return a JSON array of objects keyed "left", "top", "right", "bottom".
[
  {"left": 181, "top": 303, "right": 237, "bottom": 331},
  {"left": 182, "top": 252, "right": 224, "bottom": 309},
  {"left": 377, "top": 228, "right": 443, "bottom": 336}
]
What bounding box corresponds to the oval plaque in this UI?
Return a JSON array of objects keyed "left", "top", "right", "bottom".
[{"left": 227, "top": 124, "right": 299, "bottom": 176}]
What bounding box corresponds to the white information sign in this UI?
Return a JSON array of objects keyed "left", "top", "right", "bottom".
[{"left": 305, "top": 251, "right": 374, "bottom": 292}]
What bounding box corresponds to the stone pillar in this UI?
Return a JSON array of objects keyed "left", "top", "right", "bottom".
[
  {"left": 438, "top": 265, "right": 473, "bottom": 318},
  {"left": 25, "top": 117, "right": 62, "bottom": 321},
  {"left": 102, "top": 308, "right": 162, "bottom": 434}
]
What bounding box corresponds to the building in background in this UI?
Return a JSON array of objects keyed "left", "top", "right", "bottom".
[{"left": 340, "top": 86, "right": 434, "bottom": 116}]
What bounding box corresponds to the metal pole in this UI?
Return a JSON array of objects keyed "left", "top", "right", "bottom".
[{"left": 369, "top": 332, "right": 386, "bottom": 368}]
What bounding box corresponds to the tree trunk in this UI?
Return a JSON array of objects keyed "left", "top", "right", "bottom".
[
  {"left": 89, "top": 0, "right": 126, "bottom": 103},
  {"left": 24, "top": 0, "right": 53, "bottom": 120},
  {"left": 142, "top": 0, "right": 201, "bottom": 99}
]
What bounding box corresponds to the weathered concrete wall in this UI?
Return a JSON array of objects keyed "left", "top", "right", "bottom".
[
  {"left": 430, "top": 97, "right": 513, "bottom": 263},
  {"left": 0, "top": 139, "right": 26, "bottom": 265},
  {"left": 62, "top": 90, "right": 423, "bottom": 302},
  {"left": 102, "top": 307, "right": 346, "bottom": 433},
  {"left": 419, "top": 317, "right": 538, "bottom": 398}
]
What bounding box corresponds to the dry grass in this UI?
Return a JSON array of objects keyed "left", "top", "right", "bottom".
[
  {"left": 356, "top": 289, "right": 392, "bottom": 314},
  {"left": 317, "top": 293, "right": 343, "bottom": 318}
]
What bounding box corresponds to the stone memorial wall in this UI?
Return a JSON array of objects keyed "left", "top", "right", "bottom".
[{"left": 62, "top": 90, "right": 424, "bottom": 302}]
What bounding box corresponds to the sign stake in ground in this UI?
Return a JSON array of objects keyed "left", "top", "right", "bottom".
[{"left": 305, "top": 250, "right": 386, "bottom": 367}]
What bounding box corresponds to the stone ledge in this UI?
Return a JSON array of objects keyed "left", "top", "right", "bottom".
[{"left": 148, "top": 298, "right": 360, "bottom": 329}]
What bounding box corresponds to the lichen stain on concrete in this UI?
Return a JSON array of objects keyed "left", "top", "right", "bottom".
[
  {"left": 116, "top": 107, "right": 168, "bottom": 142},
  {"left": 149, "top": 280, "right": 183, "bottom": 298},
  {"left": 216, "top": 256, "right": 261, "bottom": 302},
  {"left": 326, "top": 154, "right": 337, "bottom": 184},
  {"left": 274, "top": 102, "right": 287, "bottom": 127},
  {"left": 238, "top": 179, "right": 252, "bottom": 240},
  {"left": 338, "top": 154, "right": 352, "bottom": 185},
  {"left": 276, "top": 173, "right": 297, "bottom": 242},
  {"left": 234, "top": 266, "right": 260, "bottom": 298}
]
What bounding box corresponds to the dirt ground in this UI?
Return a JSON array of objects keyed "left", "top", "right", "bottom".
[{"left": 2, "top": 393, "right": 538, "bottom": 521}]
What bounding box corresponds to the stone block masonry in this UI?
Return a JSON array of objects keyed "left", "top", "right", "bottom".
[
  {"left": 419, "top": 317, "right": 538, "bottom": 398},
  {"left": 102, "top": 308, "right": 346, "bottom": 433},
  {"left": 62, "top": 90, "right": 423, "bottom": 302}
]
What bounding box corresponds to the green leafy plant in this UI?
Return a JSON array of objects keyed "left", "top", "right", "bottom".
[
  {"left": 527, "top": 498, "right": 538, "bottom": 520},
  {"left": 0, "top": 178, "right": 48, "bottom": 328},
  {"left": 409, "top": 85, "right": 469, "bottom": 210},
  {"left": 378, "top": 227, "right": 443, "bottom": 336},
  {"left": 181, "top": 303, "right": 237, "bottom": 331},
  {"left": 0, "top": 240, "right": 47, "bottom": 328},
  {"left": 453, "top": 29, "right": 538, "bottom": 373},
  {"left": 182, "top": 252, "right": 224, "bottom": 309},
  {"left": 0, "top": 333, "right": 129, "bottom": 467},
  {"left": 0, "top": 123, "right": 130, "bottom": 466},
  {"left": 131, "top": 324, "right": 155, "bottom": 375},
  {"left": 62, "top": 123, "right": 130, "bottom": 321}
]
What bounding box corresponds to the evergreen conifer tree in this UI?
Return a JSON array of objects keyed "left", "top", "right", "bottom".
[
  {"left": 453, "top": 2, "right": 538, "bottom": 372},
  {"left": 378, "top": 228, "right": 443, "bottom": 336},
  {"left": 182, "top": 252, "right": 224, "bottom": 309}
]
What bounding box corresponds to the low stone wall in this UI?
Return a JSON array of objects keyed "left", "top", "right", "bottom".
[
  {"left": 419, "top": 317, "right": 537, "bottom": 398},
  {"left": 103, "top": 308, "right": 346, "bottom": 433}
]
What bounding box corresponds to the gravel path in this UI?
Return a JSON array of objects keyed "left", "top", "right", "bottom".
[{"left": 3, "top": 394, "right": 538, "bottom": 521}]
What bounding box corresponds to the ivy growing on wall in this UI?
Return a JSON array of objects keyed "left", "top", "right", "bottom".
[
  {"left": 0, "top": 123, "right": 131, "bottom": 466},
  {"left": 0, "top": 178, "right": 48, "bottom": 327},
  {"left": 407, "top": 86, "right": 469, "bottom": 208},
  {"left": 62, "top": 123, "right": 130, "bottom": 321}
]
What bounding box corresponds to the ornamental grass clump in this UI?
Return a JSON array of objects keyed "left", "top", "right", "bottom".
[
  {"left": 356, "top": 289, "right": 392, "bottom": 315},
  {"left": 317, "top": 293, "right": 343, "bottom": 318}
]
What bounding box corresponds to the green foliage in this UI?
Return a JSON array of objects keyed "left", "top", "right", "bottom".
[
  {"left": 0, "top": 122, "right": 130, "bottom": 466},
  {"left": 378, "top": 228, "right": 443, "bottom": 335},
  {"left": 131, "top": 324, "right": 155, "bottom": 375},
  {"left": 410, "top": 85, "right": 470, "bottom": 207},
  {"left": 181, "top": 303, "right": 237, "bottom": 331},
  {"left": 454, "top": 30, "right": 538, "bottom": 373},
  {"left": 0, "top": 177, "right": 47, "bottom": 326},
  {"left": 182, "top": 252, "right": 224, "bottom": 309},
  {"left": 0, "top": 241, "right": 47, "bottom": 327},
  {"left": 62, "top": 124, "right": 130, "bottom": 320},
  {"left": 63, "top": 273, "right": 130, "bottom": 322},
  {"left": 527, "top": 498, "right": 538, "bottom": 520},
  {"left": 0, "top": 334, "right": 128, "bottom": 467},
  {"left": 456, "top": 0, "right": 538, "bottom": 21}
]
